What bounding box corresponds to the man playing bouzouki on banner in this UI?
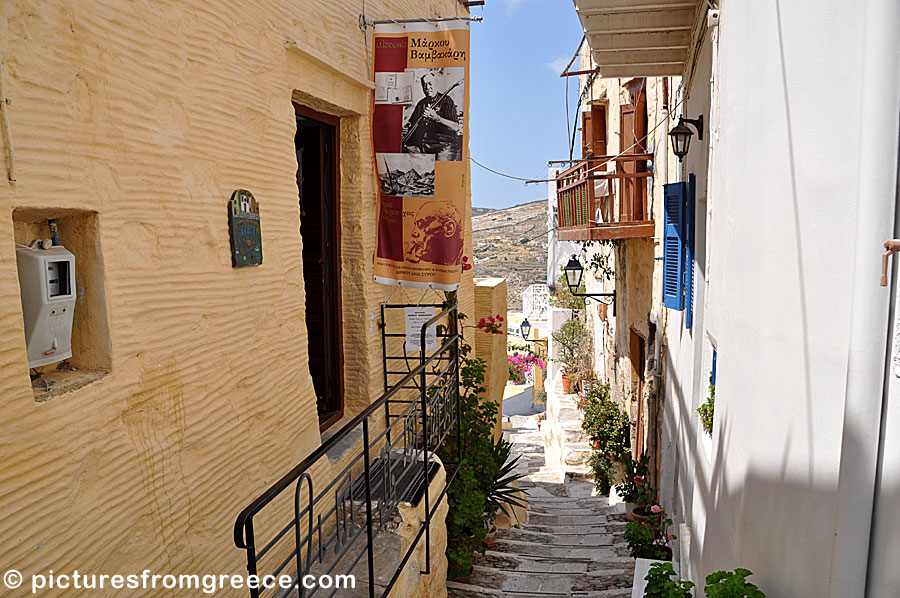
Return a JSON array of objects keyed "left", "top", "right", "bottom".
[{"left": 402, "top": 72, "right": 463, "bottom": 161}]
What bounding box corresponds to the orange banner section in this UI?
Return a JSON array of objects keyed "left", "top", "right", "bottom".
[{"left": 373, "top": 22, "right": 469, "bottom": 291}]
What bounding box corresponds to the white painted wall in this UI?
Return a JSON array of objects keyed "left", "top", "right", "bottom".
[
  {"left": 662, "top": 1, "right": 873, "bottom": 595},
  {"left": 547, "top": 167, "right": 579, "bottom": 286}
]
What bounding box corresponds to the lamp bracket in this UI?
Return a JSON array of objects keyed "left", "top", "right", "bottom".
[{"left": 682, "top": 115, "right": 703, "bottom": 140}]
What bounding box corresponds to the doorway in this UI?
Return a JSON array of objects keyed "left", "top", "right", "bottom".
[
  {"left": 294, "top": 105, "right": 343, "bottom": 431},
  {"left": 630, "top": 329, "right": 647, "bottom": 457},
  {"left": 619, "top": 79, "right": 648, "bottom": 221}
]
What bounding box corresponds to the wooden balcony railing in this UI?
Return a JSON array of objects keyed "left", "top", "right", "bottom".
[{"left": 554, "top": 154, "right": 655, "bottom": 241}]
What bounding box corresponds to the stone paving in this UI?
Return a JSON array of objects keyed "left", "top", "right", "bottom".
[{"left": 448, "top": 415, "right": 635, "bottom": 598}]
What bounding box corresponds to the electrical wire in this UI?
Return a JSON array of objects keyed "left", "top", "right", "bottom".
[
  {"left": 470, "top": 157, "right": 536, "bottom": 182},
  {"left": 532, "top": 92, "right": 686, "bottom": 184},
  {"left": 473, "top": 225, "right": 559, "bottom": 263}
]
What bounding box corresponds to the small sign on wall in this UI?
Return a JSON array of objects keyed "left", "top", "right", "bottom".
[
  {"left": 405, "top": 306, "right": 437, "bottom": 353},
  {"left": 228, "top": 189, "right": 262, "bottom": 267}
]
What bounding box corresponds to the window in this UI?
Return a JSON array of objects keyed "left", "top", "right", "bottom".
[
  {"left": 662, "top": 173, "right": 696, "bottom": 327},
  {"left": 582, "top": 103, "right": 608, "bottom": 159}
]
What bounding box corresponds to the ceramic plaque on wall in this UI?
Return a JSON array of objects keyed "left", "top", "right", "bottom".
[{"left": 228, "top": 189, "right": 262, "bottom": 267}]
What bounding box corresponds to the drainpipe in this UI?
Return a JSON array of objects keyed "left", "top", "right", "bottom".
[{"left": 827, "top": 0, "right": 900, "bottom": 595}]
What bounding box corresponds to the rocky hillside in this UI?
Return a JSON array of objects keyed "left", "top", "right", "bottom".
[{"left": 472, "top": 200, "right": 548, "bottom": 310}]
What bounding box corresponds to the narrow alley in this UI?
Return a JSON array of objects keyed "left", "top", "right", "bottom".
[{"left": 448, "top": 414, "right": 635, "bottom": 598}]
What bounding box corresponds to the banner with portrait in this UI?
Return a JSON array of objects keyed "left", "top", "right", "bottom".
[{"left": 372, "top": 21, "right": 469, "bottom": 291}]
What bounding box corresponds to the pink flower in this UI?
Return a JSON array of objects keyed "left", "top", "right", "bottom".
[
  {"left": 478, "top": 318, "right": 486, "bottom": 327},
  {"left": 650, "top": 505, "right": 662, "bottom": 514},
  {"left": 634, "top": 475, "right": 643, "bottom": 484},
  {"left": 463, "top": 263, "right": 472, "bottom": 271},
  {"left": 667, "top": 534, "right": 675, "bottom": 541},
  {"left": 462, "top": 256, "right": 468, "bottom": 262},
  {"left": 498, "top": 316, "right": 504, "bottom": 322},
  {"left": 488, "top": 315, "right": 495, "bottom": 323}
]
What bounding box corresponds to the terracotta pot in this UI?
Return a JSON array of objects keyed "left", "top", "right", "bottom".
[
  {"left": 625, "top": 502, "right": 637, "bottom": 522},
  {"left": 561, "top": 374, "right": 571, "bottom": 392},
  {"left": 632, "top": 505, "right": 650, "bottom": 523}
]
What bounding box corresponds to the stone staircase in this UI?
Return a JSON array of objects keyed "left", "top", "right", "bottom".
[{"left": 448, "top": 416, "right": 635, "bottom": 598}]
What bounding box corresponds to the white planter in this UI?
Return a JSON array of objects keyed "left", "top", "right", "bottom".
[{"left": 631, "top": 558, "right": 679, "bottom": 598}]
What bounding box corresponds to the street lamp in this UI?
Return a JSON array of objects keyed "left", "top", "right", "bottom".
[
  {"left": 668, "top": 115, "right": 703, "bottom": 161},
  {"left": 563, "top": 256, "right": 616, "bottom": 316},
  {"left": 519, "top": 318, "right": 548, "bottom": 349}
]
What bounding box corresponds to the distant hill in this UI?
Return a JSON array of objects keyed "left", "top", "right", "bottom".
[{"left": 472, "top": 200, "right": 547, "bottom": 310}]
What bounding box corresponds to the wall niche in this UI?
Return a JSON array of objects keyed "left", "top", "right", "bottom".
[{"left": 13, "top": 208, "right": 110, "bottom": 401}]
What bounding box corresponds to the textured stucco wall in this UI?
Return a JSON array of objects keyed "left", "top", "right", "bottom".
[
  {"left": 578, "top": 72, "right": 668, "bottom": 457},
  {"left": 474, "top": 277, "right": 507, "bottom": 440},
  {"left": 0, "top": 0, "right": 471, "bottom": 594}
]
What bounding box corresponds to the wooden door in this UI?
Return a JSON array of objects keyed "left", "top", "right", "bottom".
[
  {"left": 295, "top": 104, "right": 344, "bottom": 431},
  {"left": 630, "top": 329, "right": 646, "bottom": 457},
  {"left": 619, "top": 81, "right": 648, "bottom": 222}
]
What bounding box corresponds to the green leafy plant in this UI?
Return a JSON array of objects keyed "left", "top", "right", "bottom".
[
  {"left": 437, "top": 294, "right": 519, "bottom": 579},
  {"left": 582, "top": 384, "right": 629, "bottom": 462},
  {"left": 575, "top": 240, "right": 617, "bottom": 282},
  {"left": 704, "top": 569, "right": 765, "bottom": 598},
  {"left": 581, "top": 383, "right": 629, "bottom": 494},
  {"left": 644, "top": 562, "right": 695, "bottom": 598},
  {"left": 625, "top": 505, "right": 676, "bottom": 560},
  {"left": 534, "top": 389, "right": 547, "bottom": 404},
  {"left": 551, "top": 316, "right": 593, "bottom": 388},
  {"left": 485, "top": 438, "right": 526, "bottom": 519},
  {"left": 616, "top": 452, "right": 656, "bottom": 505},
  {"left": 549, "top": 270, "right": 586, "bottom": 310},
  {"left": 697, "top": 384, "right": 715, "bottom": 436},
  {"left": 589, "top": 451, "right": 615, "bottom": 495}
]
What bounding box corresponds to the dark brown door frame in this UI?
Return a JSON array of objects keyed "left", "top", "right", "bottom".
[{"left": 293, "top": 103, "right": 344, "bottom": 432}]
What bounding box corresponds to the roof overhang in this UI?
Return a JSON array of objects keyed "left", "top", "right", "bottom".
[{"left": 574, "top": 0, "right": 704, "bottom": 78}]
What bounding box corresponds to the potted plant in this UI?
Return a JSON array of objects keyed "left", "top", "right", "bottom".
[
  {"left": 536, "top": 412, "right": 547, "bottom": 431},
  {"left": 616, "top": 452, "right": 655, "bottom": 520},
  {"left": 552, "top": 317, "right": 592, "bottom": 393},
  {"left": 704, "top": 569, "right": 766, "bottom": 598},
  {"left": 624, "top": 505, "right": 676, "bottom": 561},
  {"left": 643, "top": 562, "right": 694, "bottom": 598},
  {"left": 697, "top": 383, "right": 715, "bottom": 436},
  {"left": 581, "top": 384, "right": 629, "bottom": 494}
]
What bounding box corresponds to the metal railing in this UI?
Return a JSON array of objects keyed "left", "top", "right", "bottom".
[{"left": 233, "top": 305, "right": 461, "bottom": 598}]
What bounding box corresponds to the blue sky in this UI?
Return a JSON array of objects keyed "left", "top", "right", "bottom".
[{"left": 468, "top": 0, "right": 584, "bottom": 210}]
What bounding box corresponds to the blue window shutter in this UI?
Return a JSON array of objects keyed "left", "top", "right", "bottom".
[
  {"left": 685, "top": 173, "right": 696, "bottom": 328},
  {"left": 663, "top": 182, "right": 686, "bottom": 310}
]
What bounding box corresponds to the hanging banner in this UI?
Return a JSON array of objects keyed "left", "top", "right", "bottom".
[{"left": 372, "top": 21, "right": 469, "bottom": 291}]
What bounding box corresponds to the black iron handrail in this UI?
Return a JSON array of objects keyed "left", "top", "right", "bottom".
[{"left": 234, "top": 304, "right": 461, "bottom": 598}]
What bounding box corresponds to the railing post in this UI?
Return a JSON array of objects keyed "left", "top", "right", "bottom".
[
  {"left": 362, "top": 419, "right": 376, "bottom": 598},
  {"left": 419, "top": 319, "right": 431, "bottom": 575},
  {"left": 246, "top": 520, "right": 260, "bottom": 598}
]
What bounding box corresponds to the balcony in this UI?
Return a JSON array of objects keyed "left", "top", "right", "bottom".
[
  {"left": 555, "top": 154, "right": 654, "bottom": 241},
  {"left": 573, "top": 0, "right": 704, "bottom": 78}
]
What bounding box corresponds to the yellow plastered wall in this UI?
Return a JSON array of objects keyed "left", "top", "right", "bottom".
[
  {"left": 473, "top": 278, "right": 507, "bottom": 441},
  {"left": 0, "top": 0, "right": 471, "bottom": 593}
]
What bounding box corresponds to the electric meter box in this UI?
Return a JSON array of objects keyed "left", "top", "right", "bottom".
[{"left": 16, "top": 245, "right": 77, "bottom": 368}]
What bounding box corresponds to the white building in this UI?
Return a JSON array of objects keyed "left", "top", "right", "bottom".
[{"left": 568, "top": 1, "right": 900, "bottom": 596}]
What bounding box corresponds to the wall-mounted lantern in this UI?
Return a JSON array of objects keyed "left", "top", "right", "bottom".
[
  {"left": 668, "top": 116, "right": 704, "bottom": 161},
  {"left": 563, "top": 256, "right": 616, "bottom": 315}
]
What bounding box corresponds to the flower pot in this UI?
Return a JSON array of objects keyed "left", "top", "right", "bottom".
[
  {"left": 657, "top": 545, "right": 673, "bottom": 561},
  {"left": 632, "top": 505, "right": 650, "bottom": 523},
  {"left": 625, "top": 502, "right": 637, "bottom": 522},
  {"left": 561, "top": 374, "right": 571, "bottom": 392}
]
